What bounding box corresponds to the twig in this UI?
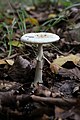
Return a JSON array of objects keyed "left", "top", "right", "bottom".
[
  {"left": 51, "top": 43, "right": 74, "bottom": 56},
  {"left": 43, "top": 55, "right": 51, "bottom": 64},
  {"left": 31, "top": 95, "right": 77, "bottom": 107},
  {"left": 3, "top": 53, "right": 19, "bottom": 60}
]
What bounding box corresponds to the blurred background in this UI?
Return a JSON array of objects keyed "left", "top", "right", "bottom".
[{"left": 0, "top": 0, "right": 80, "bottom": 10}]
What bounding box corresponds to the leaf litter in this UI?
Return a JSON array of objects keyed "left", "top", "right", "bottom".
[{"left": 0, "top": 1, "right": 80, "bottom": 120}]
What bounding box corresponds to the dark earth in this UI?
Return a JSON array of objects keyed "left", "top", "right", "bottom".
[{"left": 0, "top": 1, "right": 80, "bottom": 120}]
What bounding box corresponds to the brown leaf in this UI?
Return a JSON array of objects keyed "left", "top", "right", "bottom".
[
  {"left": 8, "top": 56, "right": 36, "bottom": 83},
  {"left": 58, "top": 67, "right": 80, "bottom": 81},
  {"left": 18, "top": 56, "right": 30, "bottom": 68},
  {"left": 55, "top": 106, "right": 64, "bottom": 119},
  {"left": 0, "top": 59, "right": 6, "bottom": 65}
]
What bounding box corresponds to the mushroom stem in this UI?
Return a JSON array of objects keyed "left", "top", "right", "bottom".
[{"left": 34, "top": 44, "right": 43, "bottom": 84}]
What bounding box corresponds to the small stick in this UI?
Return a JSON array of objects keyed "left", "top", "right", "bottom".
[
  {"left": 43, "top": 55, "right": 51, "bottom": 64},
  {"left": 31, "top": 95, "right": 77, "bottom": 107}
]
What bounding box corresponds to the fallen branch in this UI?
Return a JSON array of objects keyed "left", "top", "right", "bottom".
[{"left": 31, "top": 95, "right": 79, "bottom": 108}]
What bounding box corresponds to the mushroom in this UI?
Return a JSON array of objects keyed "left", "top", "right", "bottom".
[{"left": 21, "top": 32, "right": 60, "bottom": 85}]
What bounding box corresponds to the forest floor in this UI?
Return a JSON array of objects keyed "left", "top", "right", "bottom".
[{"left": 0, "top": 1, "right": 80, "bottom": 120}]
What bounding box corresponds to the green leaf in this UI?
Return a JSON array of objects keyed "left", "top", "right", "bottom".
[
  {"left": 8, "top": 40, "right": 23, "bottom": 47},
  {"left": 59, "top": 0, "right": 72, "bottom": 7}
]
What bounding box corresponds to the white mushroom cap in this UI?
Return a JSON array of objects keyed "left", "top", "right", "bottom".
[{"left": 21, "top": 32, "right": 60, "bottom": 44}]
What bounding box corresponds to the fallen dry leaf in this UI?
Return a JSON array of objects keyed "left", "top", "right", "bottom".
[
  {"left": 50, "top": 54, "right": 80, "bottom": 73},
  {"left": 55, "top": 106, "right": 65, "bottom": 119},
  {"left": 0, "top": 59, "right": 14, "bottom": 66},
  {"left": 5, "top": 18, "right": 13, "bottom": 25},
  {"left": 0, "top": 60, "right": 6, "bottom": 65},
  {"left": 6, "top": 59, "right": 14, "bottom": 66},
  {"left": 25, "top": 17, "right": 39, "bottom": 25},
  {"left": 8, "top": 40, "right": 23, "bottom": 47},
  {"left": 8, "top": 56, "right": 35, "bottom": 83},
  {"left": 58, "top": 67, "right": 80, "bottom": 82},
  {"left": 48, "top": 13, "right": 56, "bottom": 19}
]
